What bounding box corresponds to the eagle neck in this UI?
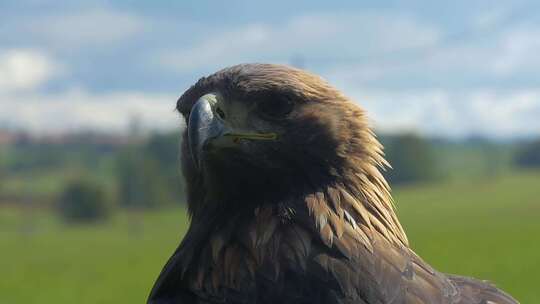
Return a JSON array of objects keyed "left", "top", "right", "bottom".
[{"left": 304, "top": 150, "right": 410, "bottom": 248}]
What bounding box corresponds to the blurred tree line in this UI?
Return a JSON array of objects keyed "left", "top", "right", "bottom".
[
  {"left": 381, "top": 134, "right": 439, "bottom": 185},
  {"left": 2, "top": 129, "right": 539, "bottom": 223},
  {"left": 56, "top": 132, "right": 441, "bottom": 222},
  {"left": 58, "top": 180, "right": 109, "bottom": 223},
  {"left": 54, "top": 132, "right": 185, "bottom": 222},
  {"left": 0, "top": 131, "right": 186, "bottom": 222},
  {"left": 515, "top": 139, "right": 540, "bottom": 168},
  {"left": 116, "top": 132, "right": 184, "bottom": 209}
]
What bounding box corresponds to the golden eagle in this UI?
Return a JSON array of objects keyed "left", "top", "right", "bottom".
[{"left": 148, "top": 64, "right": 518, "bottom": 304}]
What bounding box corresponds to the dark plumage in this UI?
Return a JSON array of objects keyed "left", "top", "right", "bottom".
[{"left": 148, "top": 64, "right": 519, "bottom": 304}]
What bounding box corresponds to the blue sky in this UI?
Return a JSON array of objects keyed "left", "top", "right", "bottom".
[{"left": 1, "top": 0, "right": 539, "bottom": 138}]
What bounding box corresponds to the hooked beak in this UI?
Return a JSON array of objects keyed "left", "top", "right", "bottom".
[{"left": 188, "top": 93, "right": 277, "bottom": 169}]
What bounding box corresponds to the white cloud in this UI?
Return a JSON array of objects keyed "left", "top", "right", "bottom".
[
  {"left": 344, "top": 88, "right": 540, "bottom": 138},
  {"left": 16, "top": 8, "right": 145, "bottom": 50},
  {"left": 492, "top": 27, "right": 540, "bottom": 76},
  {"left": 151, "top": 9, "right": 539, "bottom": 90},
  {"left": 0, "top": 49, "right": 62, "bottom": 92},
  {"left": 468, "top": 89, "right": 540, "bottom": 136},
  {"left": 0, "top": 88, "right": 179, "bottom": 134},
  {"left": 315, "top": 22, "right": 540, "bottom": 100},
  {"left": 346, "top": 88, "right": 463, "bottom": 136},
  {"left": 1, "top": 6, "right": 539, "bottom": 138},
  {"left": 153, "top": 11, "right": 441, "bottom": 72},
  {"left": 473, "top": 6, "right": 512, "bottom": 31},
  {"left": 2, "top": 84, "right": 538, "bottom": 138}
]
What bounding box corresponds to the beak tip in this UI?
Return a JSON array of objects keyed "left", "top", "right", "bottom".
[{"left": 187, "top": 93, "right": 223, "bottom": 170}]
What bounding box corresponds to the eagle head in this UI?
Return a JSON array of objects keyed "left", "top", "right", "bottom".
[
  {"left": 149, "top": 64, "right": 518, "bottom": 304},
  {"left": 177, "top": 64, "right": 386, "bottom": 217}
]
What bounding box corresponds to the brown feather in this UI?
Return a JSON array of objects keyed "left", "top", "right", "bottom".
[{"left": 148, "top": 63, "right": 518, "bottom": 304}]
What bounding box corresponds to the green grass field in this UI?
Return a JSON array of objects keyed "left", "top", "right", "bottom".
[{"left": 1, "top": 170, "right": 538, "bottom": 303}]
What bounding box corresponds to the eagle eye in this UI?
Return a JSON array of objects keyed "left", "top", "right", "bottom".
[{"left": 257, "top": 96, "right": 294, "bottom": 119}]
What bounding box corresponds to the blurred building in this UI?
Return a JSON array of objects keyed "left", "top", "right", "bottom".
[{"left": 0, "top": 130, "right": 16, "bottom": 146}]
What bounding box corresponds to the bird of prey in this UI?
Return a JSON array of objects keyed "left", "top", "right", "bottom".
[{"left": 148, "top": 64, "right": 519, "bottom": 304}]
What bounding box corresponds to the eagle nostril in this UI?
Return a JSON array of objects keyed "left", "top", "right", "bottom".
[{"left": 216, "top": 107, "right": 226, "bottom": 120}]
